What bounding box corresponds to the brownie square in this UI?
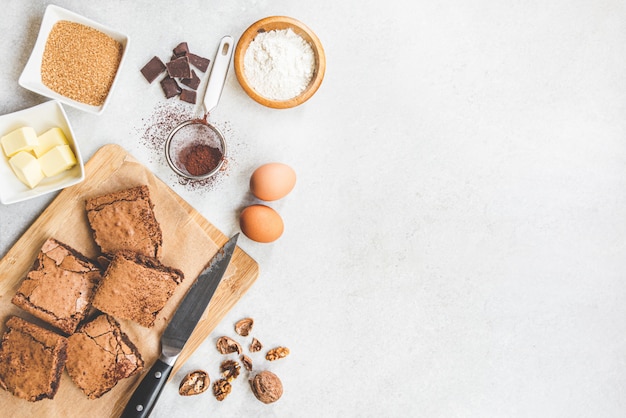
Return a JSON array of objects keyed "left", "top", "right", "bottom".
[
  {"left": 91, "top": 251, "right": 184, "bottom": 328},
  {"left": 86, "top": 185, "right": 163, "bottom": 259},
  {"left": 0, "top": 316, "right": 68, "bottom": 402},
  {"left": 66, "top": 314, "right": 144, "bottom": 399},
  {"left": 12, "top": 238, "right": 102, "bottom": 335}
]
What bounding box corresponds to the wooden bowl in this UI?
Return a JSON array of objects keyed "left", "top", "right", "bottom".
[{"left": 234, "top": 16, "right": 326, "bottom": 109}]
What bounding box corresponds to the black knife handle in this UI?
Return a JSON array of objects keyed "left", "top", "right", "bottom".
[{"left": 121, "top": 358, "right": 173, "bottom": 418}]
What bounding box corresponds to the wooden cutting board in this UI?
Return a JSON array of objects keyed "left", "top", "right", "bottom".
[{"left": 0, "top": 144, "right": 259, "bottom": 417}]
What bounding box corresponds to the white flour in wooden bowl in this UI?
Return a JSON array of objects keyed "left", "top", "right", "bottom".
[{"left": 243, "top": 28, "right": 315, "bottom": 101}]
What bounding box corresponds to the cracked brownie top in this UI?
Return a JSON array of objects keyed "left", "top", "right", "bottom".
[
  {"left": 66, "top": 314, "right": 143, "bottom": 399},
  {"left": 85, "top": 185, "right": 163, "bottom": 259},
  {"left": 11, "top": 238, "right": 102, "bottom": 335}
]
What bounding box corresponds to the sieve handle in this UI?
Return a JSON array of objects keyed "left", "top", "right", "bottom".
[{"left": 203, "top": 36, "right": 234, "bottom": 115}]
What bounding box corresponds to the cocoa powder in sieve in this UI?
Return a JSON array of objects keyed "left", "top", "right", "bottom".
[
  {"left": 135, "top": 102, "right": 236, "bottom": 191},
  {"left": 179, "top": 143, "right": 223, "bottom": 176}
]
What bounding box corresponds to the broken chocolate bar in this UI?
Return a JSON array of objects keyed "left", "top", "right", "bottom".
[
  {"left": 160, "top": 76, "right": 182, "bottom": 98},
  {"left": 181, "top": 70, "right": 200, "bottom": 90},
  {"left": 179, "top": 89, "right": 197, "bottom": 104},
  {"left": 166, "top": 56, "right": 191, "bottom": 78},
  {"left": 141, "top": 41, "right": 211, "bottom": 103},
  {"left": 188, "top": 53, "right": 211, "bottom": 72},
  {"left": 173, "top": 42, "right": 189, "bottom": 57},
  {"left": 140, "top": 56, "right": 166, "bottom": 83}
]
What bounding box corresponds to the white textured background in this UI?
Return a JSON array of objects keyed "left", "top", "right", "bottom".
[{"left": 2, "top": 1, "right": 626, "bottom": 417}]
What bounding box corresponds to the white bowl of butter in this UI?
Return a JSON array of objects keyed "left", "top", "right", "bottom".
[{"left": 0, "top": 100, "right": 84, "bottom": 205}]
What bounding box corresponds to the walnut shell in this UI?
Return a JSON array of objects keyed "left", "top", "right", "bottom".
[
  {"left": 234, "top": 317, "right": 254, "bottom": 336},
  {"left": 216, "top": 336, "right": 242, "bottom": 355},
  {"left": 241, "top": 354, "right": 253, "bottom": 371},
  {"left": 249, "top": 337, "right": 262, "bottom": 353},
  {"left": 179, "top": 370, "right": 210, "bottom": 396},
  {"left": 250, "top": 371, "right": 283, "bottom": 404}
]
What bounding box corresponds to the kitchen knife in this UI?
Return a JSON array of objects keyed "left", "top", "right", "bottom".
[{"left": 121, "top": 233, "right": 239, "bottom": 418}]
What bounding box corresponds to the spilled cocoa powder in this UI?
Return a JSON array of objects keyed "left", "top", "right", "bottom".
[{"left": 136, "top": 102, "right": 236, "bottom": 191}]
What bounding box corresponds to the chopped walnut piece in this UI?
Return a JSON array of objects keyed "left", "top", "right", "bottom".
[
  {"left": 249, "top": 337, "right": 262, "bottom": 353},
  {"left": 250, "top": 371, "right": 283, "bottom": 404},
  {"left": 241, "top": 354, "right": 253, "bottom": 371},
  {"left": 234, "top": 317, "right": 254, "bottom": 336},
  {"left": 220, "top": 359, "right": 241, "bottom": 382},
  {"left": 216, "top": 336, "right": 242, "bottom": 355},
  {"left": 179, "top": 370, "right": 210, "bottom": 396},
  {"left": 266, "top": 346, "right": 290, "bottom": 361},
  {"left": 213, "top": 378, "right": 232, "bottom": 401}
]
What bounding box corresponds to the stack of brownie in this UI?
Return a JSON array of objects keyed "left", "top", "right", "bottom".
[{"left": 0, "top": 185, "right": 184, "bottom": 402}]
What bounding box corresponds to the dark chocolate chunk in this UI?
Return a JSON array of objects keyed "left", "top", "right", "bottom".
[
  {"left": 179, "top": 89, "right": 197, "bottom": 104},
  {"left": 140, "top": 56, "right": 166, "bottom": 83},
  {"left": 173, "top": 42, "right": 189, "bottom": 57},
  {"left": 166, "top": 56, "right": 191, "bottom": 78},
  {"left": 180, "top": 70, "right": 201, "bottom": 90},
  {"left": 188, "top": 53, "right": 210, "bottom": 72},
  {"left": 160, "top": 76, "right": 182, "bottom": 99}
]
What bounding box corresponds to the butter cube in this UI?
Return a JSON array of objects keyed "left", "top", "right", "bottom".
[
  {"left": 38, "top": 144, "right": 77, "bottom": 177},
  {"left": 9, "top": 151, "right": 44, "bottom": 188},
  {"left": 33, "top": 128, "right": 68, "bottom": 158},
  {"left": 1, "top": 126, "right": 38, "bottom": 157}
]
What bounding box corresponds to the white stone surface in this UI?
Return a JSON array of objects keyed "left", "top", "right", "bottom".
[{"left": 2, "top": 1, "right": 626, "bottom": 417}]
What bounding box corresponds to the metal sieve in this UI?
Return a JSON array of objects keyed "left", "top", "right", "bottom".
[{"left": 165, "top": 35, "right": 234, "bottom": 180}]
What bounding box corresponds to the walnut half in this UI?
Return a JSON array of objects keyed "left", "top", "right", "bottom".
[
  {"left": 249, "top": 371, "right": 283, "bottom": 404},
  {"left": 266, "top": 346, "right": 290, "bottom": 361},
  {"left": 213, "top": 378, "right": 232, "bottom": 401},
  {"left": 178, "top": 370, "right": 210, "bottom": 396}
]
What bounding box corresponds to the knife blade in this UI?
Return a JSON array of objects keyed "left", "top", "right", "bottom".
[{"left": 121, "top": 233, "right": 239, "bottom": 418}]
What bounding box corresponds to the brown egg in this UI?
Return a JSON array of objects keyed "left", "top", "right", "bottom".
[
  {"left": 239, "top": 205, "right": 284, "bottom": 243},
  {"left": 250, "top": 163, "right": 296, "bottom": 201}
]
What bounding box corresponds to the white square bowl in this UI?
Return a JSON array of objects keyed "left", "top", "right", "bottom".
[
  {"left": 18, "top": 4, "right": 130, "bottom": 115},
  {"left": 0, "top": 100, "right": 85, "bottom": 205}
]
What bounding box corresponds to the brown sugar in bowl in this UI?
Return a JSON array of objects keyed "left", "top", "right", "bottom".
[{"left": 234, "top": 16, "right": 326, "bottom": 109}]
